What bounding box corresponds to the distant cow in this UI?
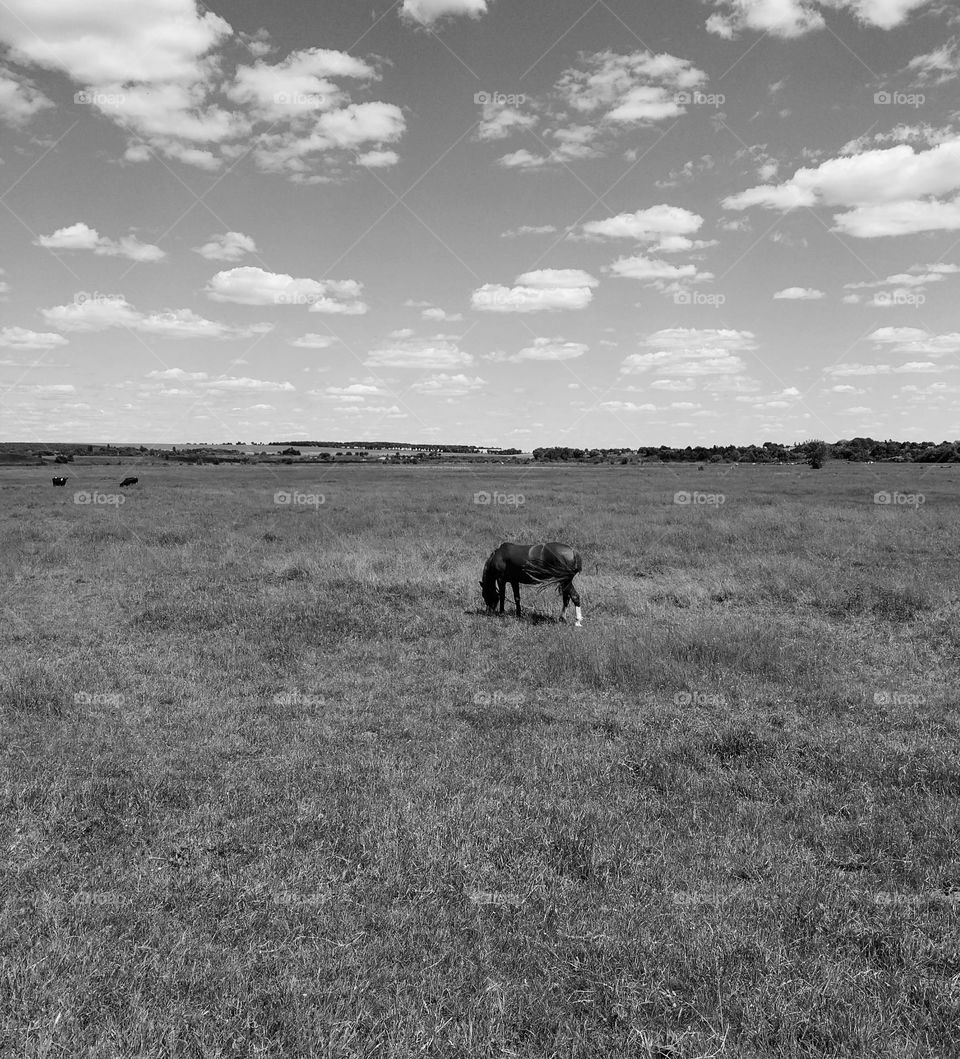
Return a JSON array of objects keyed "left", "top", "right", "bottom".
[
  {"left": 52, "top": 476, "right": 67, "bottom": 487},
  {"left": 119, "top": 476, "right": 139, "bottom": 487}
]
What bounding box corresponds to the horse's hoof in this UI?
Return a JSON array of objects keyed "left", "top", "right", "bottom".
[{"left": 574, "top": 621, "right": 583, "bottom": 628}]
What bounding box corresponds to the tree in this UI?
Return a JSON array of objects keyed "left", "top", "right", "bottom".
[{"left": 806, "top": 439, "right": 828, "bottom": 469}]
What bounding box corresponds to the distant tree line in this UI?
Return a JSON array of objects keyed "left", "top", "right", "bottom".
[{"left": 532, "top": 438, "right": 960, "bottom": 464}]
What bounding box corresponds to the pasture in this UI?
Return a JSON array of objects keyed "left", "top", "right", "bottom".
[{"left": 2, "top": 461, "right": 959, "bottom": 1057}]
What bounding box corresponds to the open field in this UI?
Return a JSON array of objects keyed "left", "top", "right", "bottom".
[{"left": 3, "top": 461, "right": 960, "bottom": 1057}]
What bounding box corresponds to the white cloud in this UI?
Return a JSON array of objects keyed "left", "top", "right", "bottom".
[
  {"left": 421, "top": 307, "right": 464, "bottom": 322},
  {"left": 202, "top": 376, "right": 295, "bottom": 392},
  {"left": 410, "top": 373, "right": 486, "bottom": 395},
  {"left": 0, "top": 67, "right": 52, "bottom": 125},
  {"left": 41, "top": 295, "right": 271, "bottom": 339},
  {"left": 476, "top": 102, "right": 537, "bottom": 142},
  {"left": 907, "top": 38, "right": 960, "bottom": 84},
  {"left": 488, "top": 337, "right": 589, "bottom": 363},
  {"left": 365, "top": 338, "right": 473, "bottom": 369},
  {"left": 472, "top": 268, "right": 598, "bottom": 312},
  {"left": 703, "top": 0, "right": 934, "bottom": 39},
  {"left": 0, "top": 326, "right": 68, "bottom": 349},
  {"left": 501, "top": 224, "right": 559, "bottom": 238},
  {"left": 724, "top": 139, "right": 960, "bottom": 237},
  {"left": 0, "top": 3, "right": 406, "bottom": 182},
  {"left": 491, "top": 50, "right": 707, "bottom": 169},
  {"left": 35, "top": 222, "right": 166, "bottom": 262},
  {"left": 192, "top": 231, "right": 257, "bottom": 262},
  {"left": 582, "top": 204, "right": 704, "bottom": 247},
  {"left": 206, "top": 266, "right": 367, "bottom": 314},
  {"left": 290, "top": 333, "right": 337, "bottom": 348},
  {"left": 608, "top": 255, "right": 713, "bottom": 288},
  {"left": 598, "top": 401, "right": 657, "bottom": 411},
  {"left": 400, "top": 0, "right": 490, "bottom": 26},
  {"left": 147, "top": 368, "right": 208, "bottom": 381},
  {"left": 773, "top": 286, "right": 825, "bottom": 299},
  {"left": 621, "top": 328, "right": 756, "bottom": 376}
]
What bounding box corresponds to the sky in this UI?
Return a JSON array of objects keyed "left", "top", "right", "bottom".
[{"left": 1, "top": 0, "right": 959, "bottom": 447}]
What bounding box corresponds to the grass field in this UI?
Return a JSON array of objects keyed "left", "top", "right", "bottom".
[{"left": 3, "top": 461, "right": 959, "bottom": 1057}]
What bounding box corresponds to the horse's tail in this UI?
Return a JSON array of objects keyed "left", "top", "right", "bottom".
[{"left": 524, "top": 546, "right": 582, "bottom": 595}]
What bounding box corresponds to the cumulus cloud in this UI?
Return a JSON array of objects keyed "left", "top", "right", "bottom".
[
  {"left": 621, "top": 328, "right": 757, "bottom": 376},
  {"left": 0, "top": 2, "right": 406, "bottom": 182},
  {"left": 907, "top": 38, "right": 960, "bottom": 84},
  {"left": 401, "top": 0, "right": 491, "bottom": 26},
  {"left": 365, "top": 338, "right": 473, "bottom": 369},
  {"left": 703, "top": 0, "right": 934, "bottom": 39},
  {"left": 201, "top": 376, "right": 295, "bottom": 391},
  {"left": 0, "top": 67, "right": 52, "bottom": 125},
  {"left": 206, "top": 266, "right": 367, "bottom": 314},
  {"left": 724, "top": 139, "right": 960, "bottom": 237},
  {"left": 608, "top": 255, "right": 714, "bottom": 290},
  {"left": 0, "top": 326, "right": 68, "bottom": 349},
  {"left": 486, "top": 337, "right": 588, "bottom": 363},
  {"left": 34, "top": 222, "right": 166, "bottom": 262},
  {"left": 491, "top": 50, "right": 707, "bottom": 168},
  {"left": 773, "top": 286, "right": 825, "bottom": 299},
  {"left": 410, "top": 373, "right": 486, "bottom": 395},
  {"left": 471, "top": 268, "right": 598, "bottom": 312},
  {"left": 41, "top": 295, "right": 271, "bottom": 339},
  {"left": 192, "top": 231, "right": 258, "bottom": 262},
  {"left": 290, "top": 333, "right": 338, "bottom": 348},
  {"left": 582, "top": 204, "right": 706, "bottom": 251}
]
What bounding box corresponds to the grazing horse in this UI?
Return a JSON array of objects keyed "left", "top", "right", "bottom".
[
  {"left": 480, "top": 541, "right": 583, "bottom": 626},
  {"left": 119, "top": 476, "right": 138, "bottom": 487},
  {"left": 51, "top": 476, "right": 67, "bottom": 486}
]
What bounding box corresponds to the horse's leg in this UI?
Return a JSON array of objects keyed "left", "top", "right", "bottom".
[
  {"left": 498, "top": 577, "right": 506, "bottom": 615},
  {"left": 511, "top": 580, "right": 521, "bottom": 618},
  {"left": 560, "top": 586, "right": 570, "bottom": 622},
  {"left": 571, "top": 587, "right": 583, "bottom": 627}
]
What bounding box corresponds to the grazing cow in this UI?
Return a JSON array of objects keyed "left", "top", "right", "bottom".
[
  {"left": 52, "top": 476, "right": 67, "bottom": 487},
  {"left": 119, "top": 476, "right": 139, "bottom": 487}
]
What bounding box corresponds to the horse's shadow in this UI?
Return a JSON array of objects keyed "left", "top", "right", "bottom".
[{"left": 465, "top": 607, "right": 562, "bottom": 625}]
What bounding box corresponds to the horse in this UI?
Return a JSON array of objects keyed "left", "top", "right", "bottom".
[
  {"left": 480, "top": 541, "right": 583, "bottom": 626},
  {"left": 51, "top": 477, "right": 67, "bottom": 486},
  {"left": 119, "top": 477, "right": 138, "bottom": 487}
]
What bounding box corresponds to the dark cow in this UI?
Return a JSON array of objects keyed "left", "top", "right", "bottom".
[
  {"left": 52, "top": 476, "right": 67, "bottom": 487},
  {"left": 119, "top": 476, "right": 139, "bottom": 487}
]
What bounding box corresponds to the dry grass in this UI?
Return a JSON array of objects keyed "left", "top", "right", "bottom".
[{"left": 2, "top": 461, "right": 959, "bottom": 1057}]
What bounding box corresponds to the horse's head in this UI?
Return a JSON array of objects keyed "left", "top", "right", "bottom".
[
  {"left": 479, "top": 577, "right": 499, "bottom": 611},
  {"left": 479, "top": 553, "right": 500, "bottom": 611}
]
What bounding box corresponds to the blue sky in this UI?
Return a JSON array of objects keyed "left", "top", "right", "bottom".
[{"left": 1, "top": 0, "right": 959, "bottom": 446}]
